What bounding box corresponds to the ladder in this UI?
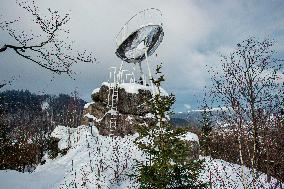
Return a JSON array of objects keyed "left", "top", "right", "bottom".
[
  {"left": 112, "top": 86, "right": 119, "bottom": 111},
  {"left": 107, "top": 83, "right": 119, "bottom": 132},
  {"left": 107, "top": 84, "right": 119, "bottom": 111},
  {"left": 109, "top": 116, "right": 117, "bottom": 131}
]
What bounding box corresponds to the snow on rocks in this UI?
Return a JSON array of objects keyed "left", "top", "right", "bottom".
[
  {"left": 84, "top": 102, "right": 95, "bottom": 109},
  {"left": 46, "top": 125, "right": 143, "bottom": 188},
  {"left": 91, "top": 88, "right": 100, "bottom": 95},
  {"left": 51, "top": 125, "right": 143, "bottom": 189},
  {"left": 51, "top": 125, "right": 75, "bottom": 150},
  {"left": 84, "top": 113, "right": 97, "bottom": 121},
  {"left": 179, "top": 132, "right": 199, "bottom": 142},
  {"left": 100, "top": 82, "right": 168, "bottom": 96},
  {"left": 125, "top": 115, "right": 133, "bottom": 124},
  {"left": 144, "top": 113, "right": 155, "bottom": 119},
  {"left": 84, "top": 82, "right": 163, "bottom": 136}
]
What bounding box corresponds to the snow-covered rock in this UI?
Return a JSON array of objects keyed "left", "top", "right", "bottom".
[
  {"left": 82, "top": 82, "right": 170, "bottom": 136},
  {"left": 178, "top": 132, "right": 200, "bottom": 160},
  {"left": 84, "top": 102, "right": 95, "bottom": 109},
  {"left": 180, "top": 132, "right": 199, "bottom": 142},
  {"left": 91, "top": 88, "right": 100, "bottom": 95},
  {"left": 100, "top": 82, "right": 168, "bottom": 96}
]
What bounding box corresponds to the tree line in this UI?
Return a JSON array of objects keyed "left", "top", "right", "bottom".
[{"left": 0, "top": 89, "right": 85, "bottom": 172}]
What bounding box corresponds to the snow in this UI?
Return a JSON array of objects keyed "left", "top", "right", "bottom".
[
  {"left": 125, "top": 115, "right": 133, "bottom": 124},
  {"left": 107, "top": 109, "right": 118, "bottom": 115},
  {"left": 83, "top": 110, "right": 118, "bottom": 124},
  {"left": 84, "top": 113, "right": 97, "bottom": 120},
  {"left": 123, "top": 25, "right": 160, "bottom": 60},
  {"left": 51, "top": 125, "right": 77, "bottom": 150},
  {"left": 91, "top": 88, "right": 100, "bottom": 95},
  {"left": 179, "top": 132, "right": 199, "bottom": 142},
  {"left": 200, "top": 157, "right": 282, "bottom": 189},
  {"left": 1, "top": 125, "right": 143, "bottom": 189},
  {"left": 190, "top": 106, "right": 232, "bottom": 112},
  {"left": 144, "top": 113, "right": 155, "bottom": 119},
  {"left": 84, "top": 102, "right": 95, "bottom": 109},
  {"left": 41, "top": 102, "right": 49, "bottom": 110},
  {"left": 0, "top": 170, "right": 64, "bottom": 189},
  {"left": 0, "top": 125, "right": 282, "bottom": 189},
  {"left": 100, "top": 82, "right": 168, "bottom": 96},
  {"left": 84, "top": 113, "right": 104, "bottom": 123},
  {"left": 119, "top": 83, "right": 147, "bottom": 94},
  {"left": 125, "top": 40, "right": 147, "bottom": 58}
]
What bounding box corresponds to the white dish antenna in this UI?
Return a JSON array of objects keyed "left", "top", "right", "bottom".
[{"left": 115, "top": 8, "right": 164, "bottom": 64}]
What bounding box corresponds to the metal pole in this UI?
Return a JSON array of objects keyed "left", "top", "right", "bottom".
[
  {"left": 144, "top": 48, "right": 154, "bottom": 93},
  {"left": 139, "top": 62, "right": 144, "bottom": 85},
  {"left": 118, "top": 61, "right": 124, "bottom": 83}
]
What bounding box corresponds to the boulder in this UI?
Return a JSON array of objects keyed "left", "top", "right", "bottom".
[{"left": 82, "top": 83, "right": 156, "bottom": 136}]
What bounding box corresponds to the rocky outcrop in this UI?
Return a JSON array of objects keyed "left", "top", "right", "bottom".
[
  {"left": 81, "top": 82, "right": 200, "bottom": 159},
  {"left": 91, "top": 84, "right": 153, "bottom": 115},
  {"left": 81, "top": 83, "right": 157, "bottom": 136}
]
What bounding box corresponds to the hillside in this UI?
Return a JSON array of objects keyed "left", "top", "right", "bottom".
[
  {"left": 0, "top": 125, "right": 281, "bottom": 189},
  {"left": 0, "top": 90, "right": 86, "bottom": 171}
]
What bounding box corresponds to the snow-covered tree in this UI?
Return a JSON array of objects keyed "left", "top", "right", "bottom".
[{"left": 134, "top": 64, "right": 207, "bottom": 189}]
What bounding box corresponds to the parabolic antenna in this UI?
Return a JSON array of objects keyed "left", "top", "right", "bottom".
[{"left": 115, "top": 8, "right": 164, "bottom": 63}]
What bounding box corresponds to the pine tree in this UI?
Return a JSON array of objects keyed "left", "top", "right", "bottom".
[
  {"left": 134, "top": 64, "right": 207, "bottom": 189},
  {"left": 200, "top": 104, "right": 213, "bottom": 156}
]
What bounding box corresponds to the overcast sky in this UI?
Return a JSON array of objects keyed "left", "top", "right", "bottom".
[{"left": 0, "top": 0, "right": 284, "bottom": 112}]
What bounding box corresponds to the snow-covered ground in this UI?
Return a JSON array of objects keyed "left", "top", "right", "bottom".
[
  {"left": 0, "top": 125, "right": 282, "bottom": 189},
  {"left": 200, "top": 157, "right": 282, "bottom": 189}
]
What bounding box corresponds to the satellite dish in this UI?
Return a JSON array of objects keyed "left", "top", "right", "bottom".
[
  {"left": 116, "top": 25, "right": 163, "bottom": 63},
  {"left": 105, "top": 9, "right": 164, "bottom": 132},
  {"left": 115, "top": 8, "right": 164, "bottom": 63},
  {"left": 115, "top": 8, "right": 164, "bottom": 86}
]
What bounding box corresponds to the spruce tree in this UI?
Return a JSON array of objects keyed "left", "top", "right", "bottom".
[
  {"left": 200, "top": 104, "right": 213, "bottom": 156},
  {"left": 134, "top": 64, "right": 207, "bottom": 189}
]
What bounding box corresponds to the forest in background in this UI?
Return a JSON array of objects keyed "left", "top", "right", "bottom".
[{"left": 0, "top": 89, "right": 85, "bottom": 172}]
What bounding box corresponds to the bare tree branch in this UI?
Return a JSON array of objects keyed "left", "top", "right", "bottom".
[
  {"left": 206, "top": 37, "right": 284, "bottom": 183},
  {"left": 0, "top": 0, "right": 96, "bottom": 74}
]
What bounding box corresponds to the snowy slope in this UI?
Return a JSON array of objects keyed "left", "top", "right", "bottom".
[
  {"left": 0, "top": 125, "right": 146, "bottom": 189},
  {"left": 200, "top": 157, "right": 282, "bottom": 189},
  {"left": 0, "top": 125, "right": 282, "bottom": 189}
]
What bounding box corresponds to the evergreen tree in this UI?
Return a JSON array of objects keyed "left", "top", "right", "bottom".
[
  {"left": 134, "top": 64, "right": 207, "bottom": 189},
  {"left": 199, "top": 104, "right": 213, "bottom": 156}
]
